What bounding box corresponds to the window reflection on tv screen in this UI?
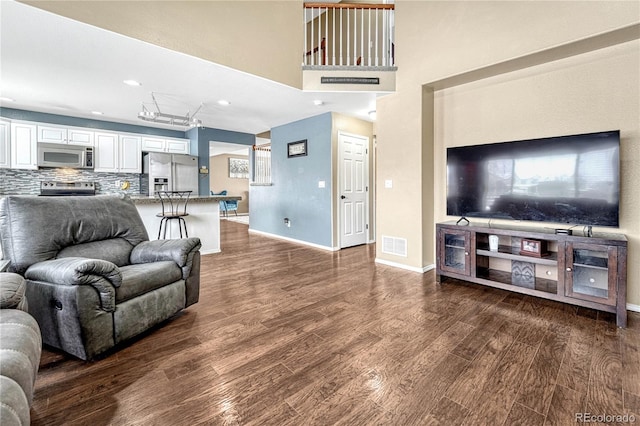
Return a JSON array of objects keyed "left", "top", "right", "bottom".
[{"left": 446, "top": 131, "right": 620, "bottom": 227}]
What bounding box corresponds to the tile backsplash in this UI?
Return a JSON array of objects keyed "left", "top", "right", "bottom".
[{"left": 0, "top": 168, "right": 141, "bottom": 195}]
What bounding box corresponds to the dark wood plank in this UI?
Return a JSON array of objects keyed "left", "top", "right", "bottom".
[
  {"left": 27, "top": 221, "right": 640, "bottom": 425},
  {"left": 446, "top": 325, "right": 518, "bottom": 409},
  {"left": 624, "top": 391, "right": 640, "bottom": 417},
  {"left": 585, "top": 319, "right": 625, "bottom": 416},
  {"left": 545, "top": 384, "right": 586, "bottom": 425},
  {"left": 516, "top": 328, "right": 569, "bottom": 415},
  {"left": 462, "top": 341, "right": 537, "bottom": 425},
  {"left": 423, "top": 396, "right": 470, "bottom": 425},
  {"left": 621, "top": 328, "right": 640, "bottom": 397},
  {"left": 505, "top": 402, "right": 545, "bottom": 426},
  {"left": 556, "top": 314, "right": 596, "bottom": 394}
]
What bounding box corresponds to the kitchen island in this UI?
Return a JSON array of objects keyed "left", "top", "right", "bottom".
[{"left": 131, "top": 195, "right": 241, "bottom": 255}]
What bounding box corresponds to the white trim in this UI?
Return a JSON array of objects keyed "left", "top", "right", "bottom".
[
  {"left": 200, "top": 248, "right": 221, "bottom": 256},
  {"left": 249, "top": 229, "right": 339, "bottom": 251},
  {"left": 375, "top": 258, "right": 435, "bottom": 274},
  {"left": 627, "top": 303, "right": 640, "bottom": 313}
]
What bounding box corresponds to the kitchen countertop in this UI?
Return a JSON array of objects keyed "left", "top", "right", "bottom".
[
  {"left": 0, "top": 194, "right": 242, "bottom": 205},
  {"left": 129, "top": 195, "right": 241, "bottom": 205}
]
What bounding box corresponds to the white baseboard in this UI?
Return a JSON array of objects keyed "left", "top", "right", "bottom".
[
  {"left": 627, "top": 303, "right": 640, "bottom": 313},
  {"left": 375, "top": 258, "right": 435, "bottom": 274},
  {"left": 248, "top": 229, "right": 339, "bottom": 251},
  {"left": 200, "top": 248, "right": 221, "bottom": 256}
]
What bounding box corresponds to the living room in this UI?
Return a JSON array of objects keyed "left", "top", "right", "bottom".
[{"left": 1, "top": 0, "right": 639, "bottom": 424}]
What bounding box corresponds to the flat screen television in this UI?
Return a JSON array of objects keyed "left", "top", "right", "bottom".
[{"left": 446, "top": 130, "right": 620, "bottom": 227}]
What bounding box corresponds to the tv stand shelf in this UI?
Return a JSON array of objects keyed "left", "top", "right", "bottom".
[
  {"left": 476, "top": 244, "right": 558, "bottom": 265},
  {"left": 436, "top": 221, "right": 628, "bottom": 327}
]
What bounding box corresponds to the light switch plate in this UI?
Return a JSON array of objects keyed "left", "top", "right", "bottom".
[
  {"left": 318, "top": 180, "right": 325, "bottom": 188},
  {"left": 384, "top": 179, "right": 393, "bottom": 188}
]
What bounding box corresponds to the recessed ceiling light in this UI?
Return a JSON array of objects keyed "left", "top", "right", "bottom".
[
  {"left": 368, "top": 110, "right": 377, "bottom": 120},
  {"left": 0, "top": 96, "right": 15, "bottom": 102},
  {"left": 217, "top": 100, "right": 230, "bottom": 106},
  {"left": 313, "top": 99, "right": 324, "bottom": 106},
  {"left": 123, "top": 80, "right": 141, "bottom": 86},
  {"left": 91, "top": 111, "right": 104, "bottom": 115}
]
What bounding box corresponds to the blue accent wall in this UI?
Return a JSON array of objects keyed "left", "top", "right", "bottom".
[
  {"left": 188, "top": 127, "right": 255, "bottom": 195},
  {"left": 250, "top": 113, "right": 333, "bottom": 248}
]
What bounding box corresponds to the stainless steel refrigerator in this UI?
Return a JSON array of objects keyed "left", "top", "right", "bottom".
[{"left": 142, "top": 153, "right": 199, "bottom": 196}]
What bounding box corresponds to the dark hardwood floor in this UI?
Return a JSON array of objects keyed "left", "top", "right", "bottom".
[{"left": 32, "top": 221, "right": 640, "bottom": 425}]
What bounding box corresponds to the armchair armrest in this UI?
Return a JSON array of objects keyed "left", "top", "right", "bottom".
[
  {"left": 130, "top": 238, "right": 201, "bottom": 279},
  {"left": 25, "top": 258, "right": 121, "bottom": 312},
  {"left": 0, "top": 272, "right": 28, "bottom": 311}
]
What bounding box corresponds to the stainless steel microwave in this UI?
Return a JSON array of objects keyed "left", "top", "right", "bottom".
[{"left": 37, "top": 143, "right": 94, "bottom": 169}]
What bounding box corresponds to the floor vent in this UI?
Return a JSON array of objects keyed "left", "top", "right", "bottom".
[{"left": 381, "top": 235, "right": 407, "bottom": 257}]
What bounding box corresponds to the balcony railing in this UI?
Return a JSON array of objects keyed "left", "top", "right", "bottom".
[{"left": 303, "top": 2, "right": 395, "bottom": 67}]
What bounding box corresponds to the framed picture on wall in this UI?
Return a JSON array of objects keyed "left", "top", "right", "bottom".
[
  {"left": 287, "top": 139, "right": 307, "bottom": 158},
  {"left": 229, "top": 158, "right": 249, "bottom": 179}
]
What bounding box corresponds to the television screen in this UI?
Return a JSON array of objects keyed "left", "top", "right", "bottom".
[{"left": 446, "top": 131, "right": 620, "bottom": 227}]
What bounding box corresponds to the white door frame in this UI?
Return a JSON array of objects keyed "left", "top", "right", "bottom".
[{"left": 337, "top": 131, "right": 370, "bottom": 249}]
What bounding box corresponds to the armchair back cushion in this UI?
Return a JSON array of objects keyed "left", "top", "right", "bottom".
[{"left": 0, "top": 195, "right": 148, "bottom": 275}]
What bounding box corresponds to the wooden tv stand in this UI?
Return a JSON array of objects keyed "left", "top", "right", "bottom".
[{"left": 436, "top": 221, "right": 627, "bottom": 327}]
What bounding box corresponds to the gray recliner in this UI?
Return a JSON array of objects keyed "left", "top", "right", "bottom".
[
  {"left": 0, "top": 194, "right": 201, "bottom": 361},
  {"left": 0, "top": 272, "right": 41, "bottom": 426}
]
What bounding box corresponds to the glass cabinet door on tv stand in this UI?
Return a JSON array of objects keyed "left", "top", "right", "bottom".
[
  {"left": 438, "top": 228, "right": 471, "bottom": 276},
  {"left": 565, "top": 242, "right": 617, "bottom": 306}
]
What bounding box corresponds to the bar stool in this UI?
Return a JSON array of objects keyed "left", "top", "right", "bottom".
[{"left": 156, "top": 190, "right": 191, "bottom": 239}]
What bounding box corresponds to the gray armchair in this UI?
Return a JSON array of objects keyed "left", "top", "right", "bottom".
[{"left": 0, "top": 194, "right": 201, "bottom": 360}]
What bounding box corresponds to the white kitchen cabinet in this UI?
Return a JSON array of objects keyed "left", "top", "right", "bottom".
[
  {"left": 119, "top": 135, "right": 142, "bottom": 173},
  {"left": 166, "top": 139, "right": 190, "bottom": 154},
  {"left": 141, "top": 137, "right": 166, "bottom": 152},
  {"left": 37, "top": 125, "right": 67, "bottom": 144},
  {"left": 37, "top": 124, "right": 94, "bottom": 146},
  {"left": 68, "top": 128, "right": 94, "bottom": 146},
  {"left": 0, "top": 119, "right": 10, "bottom": 168},
  {"left": 10, "top": 122, "right": 37, "bottom": 169},
  {"left": 94, "top": 132, "right": 141, "bottom": 173},
  {"left": 142, "top": 136, "right": 190, "bottom": 154},
  {"left": 94, "top": 132, "right": 118, "bottom": 172}
]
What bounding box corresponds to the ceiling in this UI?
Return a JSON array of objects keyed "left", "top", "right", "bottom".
[{"left": 0, "top": 1, "right": 379, "bottom": 136}]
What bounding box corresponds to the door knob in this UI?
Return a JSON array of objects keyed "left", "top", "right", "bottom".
[{"left": 341, "top": 195, "right": 346, "bottom": 199}]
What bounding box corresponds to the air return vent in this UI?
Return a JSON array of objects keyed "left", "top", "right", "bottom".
[{"left": 381, "top": 235, "right": 407, "bottom": 257}]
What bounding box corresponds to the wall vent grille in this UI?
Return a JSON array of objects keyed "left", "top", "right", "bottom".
[{"left": 381, "top": 235, "right": 407, "bottom": 257}]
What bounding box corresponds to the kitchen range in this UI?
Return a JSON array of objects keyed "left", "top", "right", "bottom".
[{"left": 40, "top": 181, "right": 96, "bottom": 196}]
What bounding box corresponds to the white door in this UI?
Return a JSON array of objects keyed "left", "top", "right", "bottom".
[{"left": 339, "top": 132, "right": 369, "bottom": 248}]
